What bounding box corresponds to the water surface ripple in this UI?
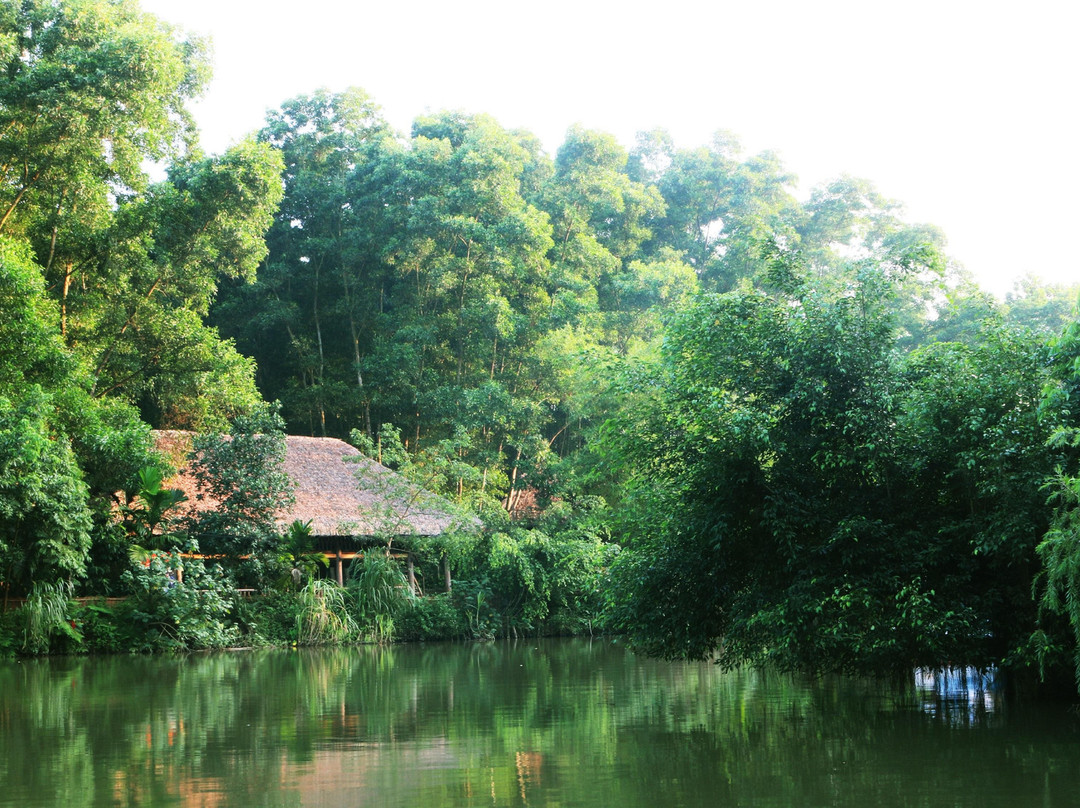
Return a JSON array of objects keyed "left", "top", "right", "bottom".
[{"left": 1, "top": 639, "right": 1076, "bottom": 807}]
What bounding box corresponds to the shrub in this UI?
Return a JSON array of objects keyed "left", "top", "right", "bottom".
[
  {"left": 452, "top": 579, "right": 497, "bottom": 640},
  {"left": 0, "top": 608, "right": 21, "bottom": 657},
  {"left": 183, "top": 406, "right": 294, "bottom": 589},
  {"left": 75, "top": 601, "right": 127, "bottom": 654},
  {"left": 395, "top": 594, "right": 468, "bottom": 641},
  {"left": 122, "top": 552, "right": 239, "bottom": 651},
  {"left": 247, "top": 590, "right": 303, "bottom": 645}
]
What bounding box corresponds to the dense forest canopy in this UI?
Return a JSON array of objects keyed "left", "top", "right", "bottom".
[{"left": 3, "top": 0, "right": 1080, "bottom": 691}]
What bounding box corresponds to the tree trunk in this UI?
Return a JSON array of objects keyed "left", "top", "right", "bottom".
[
  {"left": 312, "top": 258, "right": 326, "bottom": 436},
  {"left": 503, "top": 446, "right": 523, "bottom": 513},
  {"left": 342, "top": 267, "right": 371, "bottom": 437}
]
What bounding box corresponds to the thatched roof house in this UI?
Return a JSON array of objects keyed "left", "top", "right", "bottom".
[{"left": 154, "top": 431, "right": 465, "bottom": 554}]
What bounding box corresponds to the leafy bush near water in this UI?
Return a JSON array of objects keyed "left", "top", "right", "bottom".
[
  {"left": 75, "top": 602, "right": 128, "bottom": 654},
  {"left": 296, "top": 579, "right": 358, "bottom": 645},
  {"left": 121, "top": 553, "right": 240, "bottom": 651},
  {"left": 395, "top": 594, "right": 470, "bottom": 641},
  {"left": 348, "top": 552, "right": 413, "bottom": 643},
  {"left": 244, "top": 590, "right": 304, "bottom": 645},
  {"left": 0, "top": 608, "right": 21, "bottom": 656}
]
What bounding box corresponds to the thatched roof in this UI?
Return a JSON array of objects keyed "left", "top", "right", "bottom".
[{"left": 154, "top": 431, "right": 464, "bottom": 540}]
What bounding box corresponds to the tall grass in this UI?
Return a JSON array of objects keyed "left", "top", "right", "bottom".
[
  {"left": 349, "top": 552, "right": 412, "bottom": 643},
  {"left": 23, "top": 581, "right": 79, "bottom": 653},
  {"left": 296, "top": 580, "right": 357, "bottom": 645}
]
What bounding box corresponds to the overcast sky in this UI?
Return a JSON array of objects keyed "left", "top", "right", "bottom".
[{"left": 141, "top": 0, "right": 1079, "bottom": 297}]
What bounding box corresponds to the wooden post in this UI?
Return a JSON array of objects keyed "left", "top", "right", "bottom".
[
  {"left": 336, "top": 550, "right": 344, "bottom": 586},
  {"left": 407, "top": 553, "right": 417, "bottom": 597},
  {"left": 443, "top": 554, "right": 451, "bottom": 593}
]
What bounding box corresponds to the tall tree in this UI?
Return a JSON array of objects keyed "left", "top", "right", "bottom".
[
  {"left": 1034, "top": 312, "right": 1080, "bottom": 689},
  {"left": 605, "top": 257, "right": 1052, "bottom": 676},
  {"left": 0, "top": 237, "right": 92, "bottom": 597},
  {"left": 75, "top": 140, "right": 283, "bottom": 426},
  {"left": 0, "top": 0, "right": 207, "bottom": 246},
  {"left": 1, "top": 0, "right": 281, "bottom": 429},
  {"left": 1004, "top": 275, "right": 1079, "bottom": 337},
  {"left": 0, "top": 0, "right": 288, "bottom": 602},
  {"left": 634, "top": 130, "right": 799, "bottom": 290}
]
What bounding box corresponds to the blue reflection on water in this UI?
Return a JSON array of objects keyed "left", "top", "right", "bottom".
[{"left": 914, "top": 667, "right": 999, "bottom": 725}]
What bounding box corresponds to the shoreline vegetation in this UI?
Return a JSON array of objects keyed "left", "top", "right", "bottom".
[
  {"left": 0, "top": 548, "right": 613, "bottom": 656},
  {"left": 3, "top": 0, "right": 1080, "bottom": 699}
]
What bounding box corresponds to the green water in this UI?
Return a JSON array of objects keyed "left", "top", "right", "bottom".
[{"left": 0, "top": 639, "right": 1077, "bottom": 807}]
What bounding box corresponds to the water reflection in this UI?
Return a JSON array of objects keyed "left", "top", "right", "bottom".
[
  {"left": 0, "top": 643, "right": 1077, "bottom": 807},
  {"left": 914, "top": 667, "right": 999, "bottom": 725}
]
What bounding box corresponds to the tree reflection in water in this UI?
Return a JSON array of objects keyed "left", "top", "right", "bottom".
[
  {"left": 914, "top": 667, "right": 999, "bottom": 725},
  {"left": 0, "top": 642, "right": 1076, "bottom": 808}
]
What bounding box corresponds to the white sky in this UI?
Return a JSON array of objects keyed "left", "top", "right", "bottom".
[{"left": 141, "top": 0, "right": 1079, "bottom": 297}]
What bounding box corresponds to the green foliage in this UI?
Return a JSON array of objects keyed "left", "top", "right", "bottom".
[
  {"left": 74, "top": 601, "right": 127, "bottom": 654},
  {"left": 276, "top": 520, "right": 328, "bottom": 591},
  {"left": 75, "top": 142, "right": 282, "bottom": 427},
  {"left": 891, "top": 328, "right": 1051, "bottom": 675},
  {"left": 0, "top": 0, "right": 280, "bottom": 429},
  {"left": 1004, "top": 275, "right": 1079, "bottom": 337},
  {"left": 215, "top": 104, "right": 673, "bottom": 515},
  {"left": 348, "top": 552, "right": 412, "bottom": 642},
  {"left": 0, "top": 1, "right": 295, "bottom": 648},
  {"left": 1, "top": 234, "right": 169, "bottom": 598},
  {"left": 245, "top": 589, "right": 303, "bottom": 645},
  {"left": 450, "top": 578, "right": 498, "bottom": 640},
  {"left": 605, "top": 265, "right": 1052, "bottom": 676},
  {"left": 0, "top": 390, "right": 93, "bottom": 596},
  {"left": 0, "top": 607, "right": 21, "bottom": 657},
  {"left": 394, "top": 593, "right": 468, "bottom": 641},
  {"left": 21, "top": 580, "right": 81, "bottom": 654},
  {"left": 0, "top": 0, "right": 207, "bottom": 238},
  {"left": 295, "top": 579, "right": 357, "bottom": 646},
  {"left": 1034, "top": 312, "right": 1080, "bottom": 690},
  {"left": 456, "top": 498, "right": 614, "bottom": 637},
  {"left": 0, "top": 236, "right": 71, "bottom": 393},
  {"left": 634, "top": 130, "right": 799, "bottom": 290},
  {"left": 184, "top": 405, "right": 294, "bottom": 585},
  {"left": 1, "top": 17, "right": 1070, "bottom": 683},
  {"left": 69, "top": 403, "right": 164, "bottom": 596},
  {"left": 351, "top": 424, "right": 412, "bottom": 471},
  {"left": 120, "top": 466, "right": 188, "bottom": 554},
  {"left": 0, "top": 1, "right": 283, "bottom": 430},
  {"left": 121, "top": 552, "right": 239, "bottom": 651}
]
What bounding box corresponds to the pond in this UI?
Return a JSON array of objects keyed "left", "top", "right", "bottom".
[{"left": 1, "top": 638, "right": 1077, "bottom": 807}]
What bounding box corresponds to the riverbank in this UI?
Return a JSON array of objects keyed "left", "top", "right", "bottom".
[{"left": 0, "top": 581, "right": 602, "bottom": 657}]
